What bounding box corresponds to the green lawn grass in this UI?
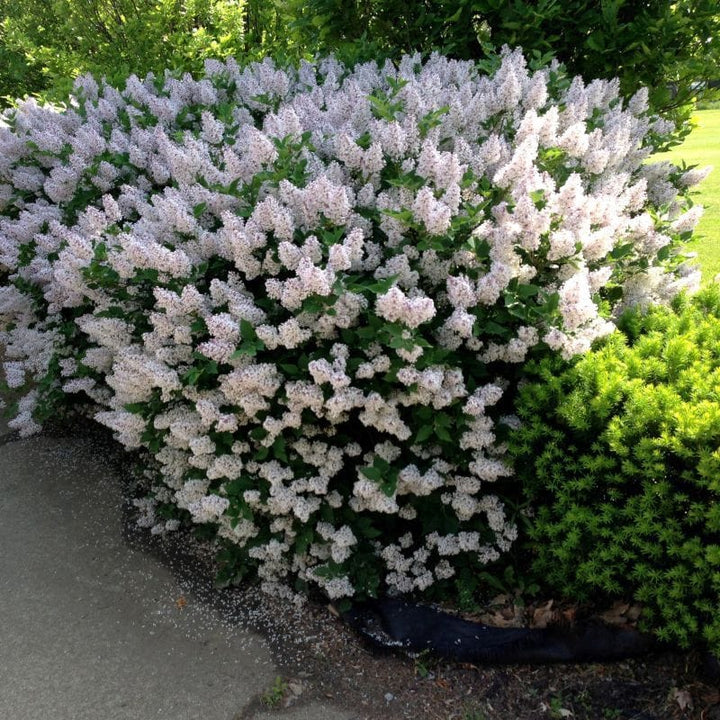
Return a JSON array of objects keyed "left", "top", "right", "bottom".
[{"left": 660, "top": 109, "right": 720, "bottom": 283}]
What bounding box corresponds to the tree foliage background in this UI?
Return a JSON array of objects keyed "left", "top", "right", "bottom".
[
  {"left": 1, "top": 0, "right": 719, "bottom": 119},
  {"left": 0, "top": 0, "right": 293, "bottom": 101},
  {"left": 293, "top": 0, "right": 720, "bottom": 116}
]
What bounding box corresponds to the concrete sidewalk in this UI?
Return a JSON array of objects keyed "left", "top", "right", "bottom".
[{"left": 0, "top": 422, "right": 354, "bottom": 720}]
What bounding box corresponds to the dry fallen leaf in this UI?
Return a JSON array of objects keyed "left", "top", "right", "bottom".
[
  {"left": 287, "top": 681, "right": 304, "bottom": 697},
  {"left": 532, "top": 600, "right": 554, "bottom": 629},
  {"left": 671, "top": 687, "right": 694, "bottom": 712},
  {"left": 487, "top": 594, "right": 512, "bottom": 608},
  {"left": 597, "top": 601, "right": 644, "bottom": 628},
  {"left": 599, "top": 601, "right": 630, "bottom": 626},
  {"left": 327, "top": 603, "right": 341, "bottom": 618},
  {"left": 479, "top": 606, "right": 524, "bottom": 628}
]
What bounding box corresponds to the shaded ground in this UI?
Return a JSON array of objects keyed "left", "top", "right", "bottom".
[
  {"left": 137, "top": 519, "right": 720, "bottom": 720},
  {"left": 115, "top": 451, "right": 720, "bottom": 719},
  {"left": 7, "top": 417, "right": 720, "bottom": 720}
]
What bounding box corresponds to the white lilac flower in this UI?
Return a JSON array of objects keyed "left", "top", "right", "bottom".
[
  {"left": 0, "top": 48, "right": 704, "bottom": 601},
  {"left": 375, "top": 286, "right": 436, "bottom": 328}
]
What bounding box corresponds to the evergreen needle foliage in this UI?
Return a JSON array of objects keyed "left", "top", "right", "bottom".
[{"left": 509, "top": 286, "right": 720, "bottom": 653}]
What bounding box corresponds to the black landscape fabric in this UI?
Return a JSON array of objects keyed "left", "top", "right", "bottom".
[{"left": 344, "top": 599, "right": 658, "bottom": 664}]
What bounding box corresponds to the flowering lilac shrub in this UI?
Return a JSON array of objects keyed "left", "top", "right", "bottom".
[{"left": 0, "top": 49, "right": 707, "bottom": 601}]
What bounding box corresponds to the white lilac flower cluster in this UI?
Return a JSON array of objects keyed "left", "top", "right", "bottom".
[{"left": 0, "top": 49, "right": 707, "bottom": 601}]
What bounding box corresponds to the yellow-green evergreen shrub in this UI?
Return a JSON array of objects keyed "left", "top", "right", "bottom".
[{"left": 510, "top": 286, "right": 720, "bottom": 653}]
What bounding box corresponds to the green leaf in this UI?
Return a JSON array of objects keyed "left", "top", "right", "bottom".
[
  {"left": 249, "top": 427, "right": 268, "bottom": 441},
  {"left": 183, "top": 367, "right": 202, "bottom": 386},
  {"left": 381, "top": 208, "right": 414, "bottom": 224},
  {"left": 239, "top": 318, "right": 257, "bottom": 340},
  {"left": 586, "top": 31, "right": 606, "bottom": 52},
  {"left": 355, "top": 517, "right": 383, "bottom": 539},
  {"left": 418, "top": 105, "right": 450, "bottom": 138},
  {"left": 516, "top": 283, "right": 540, "bottom": 299},
  {"left": 230, "top": 342, "right": 261, "bottom": 358},
  {"left": 190, "top": 317, "right": 208, "bottom": 335},
  {"left": 94, "top": 242, "right": 108, "bottom": 261},
  {"left": 272, "top": 436, "right": 288, "bottom": 463},
  {"left": 415, "top": 424, "right": 434, "bottom": 443},
  {"left": 123, "top": 402, "right": 146, "bottom": 415},
  {"left": 360, "top": 465, "right": 384, "bottom": 482},
  {"left": 529, "top": 189, "right": 547, "bottom": 210}
]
